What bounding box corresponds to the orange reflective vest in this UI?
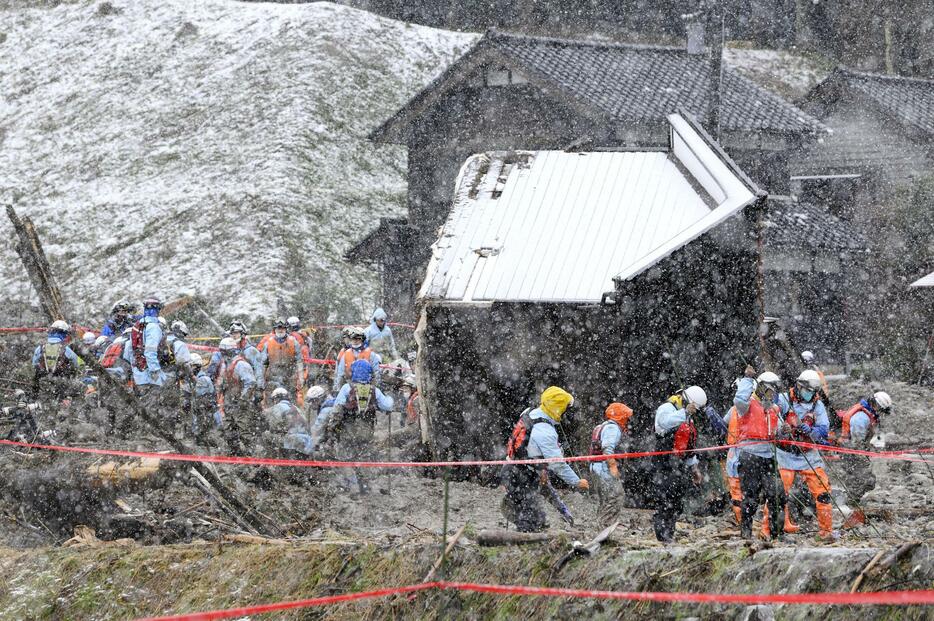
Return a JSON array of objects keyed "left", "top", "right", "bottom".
[
  {"left": 264, "top": 335, "right": 298, "bottom": 368},
  {"left": 339, "top": 347, "right": 373, "bottom": 378},
  {"left": 726, "top": 406, "right": 740, "bottom": 445},
  {"left": 290, "top": 331, "right": 312, "bottom": 364},
  {"left": 839, "top": 403, "right": 877, "bottom": 443},
  {"left": 738, "top": 397, "right": 781, "bottom": 442}
]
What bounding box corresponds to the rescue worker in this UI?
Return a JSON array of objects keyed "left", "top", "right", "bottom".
[
  {"left": 261, "top": 387, "right": 313, "bottom": 457},
  {"left": 259, "top": 319, "right": 303, "bottom": 405},
  {"left": 32, "top": 320, "right": 82, "bottom": 402},
  {"left": 164, "top": 321, "right": 193, "bottom": 384},
  {"left": 834, "top": 391, "right": 892, "bottom": 529},
  {"left": 326, "top": 360, "right": 393, "bottom": 494},
  {"left": 102, "top": 330, "right": 132, "bottom": 383},
  {"left": 364, "top": 308, "right": 399, "bottom": 360},
  {"left": 126, "top": 297, "right": 168, "bottom": 412},
  {"left": 723, "top": 404, "right": 743, "bottom": 524},
  {"left": 286, "top": 316, "right": 314, "bottom": 388},
  {"left": 305, "top": 385, "right": 331, "bottom": 450},
  {"left": 215, "top": 337, "right": 257, "bottom": 454},
  {"left": 91, "top": 335, "right": 111, "bottom": 359},
  {"left": 734, "top": 369, "right": 789, "bottom": 541},
  {"left": 500, "top": 386, "right": 589, "bottom": 533},
  {"left": 589, "top": 402, "right": 634, "bottom": 523},
  {"left": 207, "top": 321, "right": 265, "bottom": 396},
  {"left": 652, "top": 387, "right": 705, "bottom": 543},
  {"left": 776, "top": 369, "right": 836, "bottom": 541},
  {"left": 184, "top": 353, "right": 219, "bottom": 443},
  {"left": 333, "top": 326, "right": 380, "bottom": 391},
  {"left": 100, "top": 300, "right": 138, "bottom": 338},
  {"left": 801, "top": 350, "right": 833, "bottom": 413},
  {"left": 401, "top": 374, "right": 420, "bottom": 427},
  {"left": 81, "top": 332, "right": 97, "bottom": 349}
]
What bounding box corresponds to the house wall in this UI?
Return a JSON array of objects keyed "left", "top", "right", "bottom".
[{"left": 417, "top": 218, "right": 759, "bottom": 500}]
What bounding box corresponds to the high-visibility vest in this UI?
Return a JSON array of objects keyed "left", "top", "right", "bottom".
[
  {"left": 738, "top": 397, "right": 781, "bottom": 442},
  {"left": 839, "top": 403, "right": 877, "bottom": 443},
  {"left": 339, "top": 347, "right": 373, "bottom": 378}
]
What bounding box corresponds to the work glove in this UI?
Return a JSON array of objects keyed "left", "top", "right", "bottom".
[
  {"left": 576, "top": 479, "right": 590, "bottom": 491},
  {"left": 799, "top": 423, "right": 812, "bottom": 436}
]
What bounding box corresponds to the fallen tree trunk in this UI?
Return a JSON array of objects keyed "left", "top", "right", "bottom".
[{"left": 476, "top": 529, "right": 554, "bottom": 546}]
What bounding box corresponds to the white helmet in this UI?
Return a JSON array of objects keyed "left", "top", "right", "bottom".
[
  {"left": 171, "top": 320, "right": 189, "bottom": 337},
  {"left": 189, "top": 353, "right": 204, "bottom": 367},
  {"left": 271, "top": 387, "right": 290, "bottom": 402},
  {"left": 93, "top": 335, "right": 110, "bottom": 348},
  {"left": 873, "top": 391, "right": 893, "bottom": 411},
  {"left": 218, "top": 337, "right": 238, "bottom": 354},
  {"left": 306, "top": 385, "right": 327, "bottom": 401},
  {"left": 756, "top": 371, "right": 781, "bottom": 392},
  {"left": 796, "top": 369, "right": 822, "bottom": 391},
  {"left": 402, "top": 374, "right": 418, "bottom": 389},
  {"left": 82, "top": 332, "right": 97, "bottom": 345},
  {"left": 287, "top": 316, "right": 300, "bottom": 330},
  {"left": 801, "top": 350, "right": 815, "bottom": 364},
  {"left": 683, "top": 386, "right": 707, "bottom": 408},
  {"left": 49, "top": 320, "right": 70, "bottom": 333}
]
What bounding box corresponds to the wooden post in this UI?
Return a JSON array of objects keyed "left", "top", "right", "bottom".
[{"left": 6, "top": 205, "right": 67, "bottom": 322}]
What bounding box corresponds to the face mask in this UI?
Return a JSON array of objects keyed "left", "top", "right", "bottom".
[
  {"left": 800, "top": 389, "right": 815, "bottom": 402},
  {"left": 352, "top": 340, "right": 364, "bottom": 350},
  {"left": 275, "top": 330, "right": 286, "bottom": 339}
]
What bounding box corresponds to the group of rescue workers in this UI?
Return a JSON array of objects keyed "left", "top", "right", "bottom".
[
  {"left": 22, "top": 298, "right": 420, "bottom": 493},
  {"left": 502, "top": 356, "right": 893, "bottom": 544},
  {"left": 19, "top": 297, "right": 896, "bottom": 540}
]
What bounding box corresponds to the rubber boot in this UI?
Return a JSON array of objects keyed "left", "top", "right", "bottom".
[
  {"left": 759, "top": 506, "right": 771, "bottom": 539},
  {"left": 732, "top": 504, "right": 742, "bottom": 525},
  {"left": 783, "top": 507, "right": 800, "bottom": 534},
  {"left": 815, "top": 502, "right": 835, "bottom": 540},
  {"left": 842, "top": 509, "right": 866, "bottom": 530}
]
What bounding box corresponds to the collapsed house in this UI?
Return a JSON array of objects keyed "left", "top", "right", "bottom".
[{"left": 414, "top": 113, "right": 764, "bottom": 465}]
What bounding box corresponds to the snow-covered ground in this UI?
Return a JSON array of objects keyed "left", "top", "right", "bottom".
[
  {"left": 724, "top": 46, "right": 832, "bottom": 100},
  {"left": 0, "top": 0, "right": 475, "bottom": 321}
]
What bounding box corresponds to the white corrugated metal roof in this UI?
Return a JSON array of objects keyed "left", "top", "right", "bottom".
[
  {"left": 910, "top": 271, "right": 934, "bottom": 287},
  {"left": 419, "top": 113, "right": 758, "bottom": 304}
]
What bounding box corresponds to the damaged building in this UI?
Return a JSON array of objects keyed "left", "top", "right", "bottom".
[{"left": 414, "top": 113, "right": 764, "bottom": 463}]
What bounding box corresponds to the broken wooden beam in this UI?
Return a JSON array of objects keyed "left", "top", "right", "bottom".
[
  {"left": 476, "top": 529, "right": 554, "bottom": 546},
  {"left": 6, "top": 205, "right": 67, "bottom": 322}
]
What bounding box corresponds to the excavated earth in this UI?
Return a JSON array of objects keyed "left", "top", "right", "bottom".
[{"left": 0, "top": 373, "right": 931, "bottom": 619}]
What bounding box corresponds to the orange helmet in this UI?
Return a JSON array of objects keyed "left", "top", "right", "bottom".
[{"left": 605, "top": 402, "right": 633, "bottom": 427}]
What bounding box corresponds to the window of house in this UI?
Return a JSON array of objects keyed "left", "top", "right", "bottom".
[{"left": 484, "top": 65, "right": 529, "bottom": 87}]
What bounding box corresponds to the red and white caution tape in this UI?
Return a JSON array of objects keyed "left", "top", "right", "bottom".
[
  {"left": 2, "top": 438, "right": 932, "bottom": 470},
  {"left": 136, "top": 581, "right": 934, "bottom": 620}
]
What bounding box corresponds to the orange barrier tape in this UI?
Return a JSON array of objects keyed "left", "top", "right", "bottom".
[{"left": 137, "top": 581, "right": 934, "bottom": 620}]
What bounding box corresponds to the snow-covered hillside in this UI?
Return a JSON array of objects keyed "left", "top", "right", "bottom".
[{"left": 0, "top": 0, "right": 475, "bottom": 320}]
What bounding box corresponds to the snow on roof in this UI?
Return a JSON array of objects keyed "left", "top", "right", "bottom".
[
  {"left": 0, "top": 0, "right": 473, "bottom": 319},
  {"left": 910, "top": 271, "right": 934, "bottom": 288},
  {"left": 419, "top": 114, "right": 759, "bottom": 304}
]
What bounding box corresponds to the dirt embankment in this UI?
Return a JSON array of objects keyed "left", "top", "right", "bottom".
[{"left": 0, "top": 538, "right": 930, "bottom": 620}]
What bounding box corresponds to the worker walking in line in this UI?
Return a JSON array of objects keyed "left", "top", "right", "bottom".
[
  {"left": 501, "top": 386, "right": 589, "bottom": 533},
  {"left": 215, "top": 337, "right": 257, "bottom": 455},
  {"left": 723, "top": 405, "right": 743, "bottom": 525},
  {"left": 333, "top": 326, "right": 380, "bottom": 391},
  {"left": 287, "top": 316, "right": 315, "bottom": 389},
  {"left": 259, "top": 319, "right": 303, "bottom": 405},
  {"left": 776, "top": 369, "right": 837, "bottom": 541},
  {"left": 800, "top": 350, "right": 833, "bottom": 413},
  {"left": 126, "top": 296, "right": 169, "bottom": 415},
  {"left": 32, "top": 320, "right": 83, "bottom": 408},
  {"left": 833, "top": 391, "right": 892, "bottom": 529},
  {"left": 326, "top": 360, "right": 393, "bottom": 495},
  {"left": 734, "top": 369, "right": 789, "bottom": 541},
  {"left": 589, "top": 402, "right": 633, "bottom": 523},
  {"left": 364, "top": 308, "right": 399, "bottom": 360},
  {"left": 652, "top": 386, "right": 705, "bottom": 543}
]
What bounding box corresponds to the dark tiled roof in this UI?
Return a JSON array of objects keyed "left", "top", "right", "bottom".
[
  {"left": 837, "top": 69, "right": 934, "bottom": 137},
  {"left": 486, "top": 31, "right": 826, "bottom": 134},
  {"left": 761, "top": 200, "right": 865, "bottom": 251}
]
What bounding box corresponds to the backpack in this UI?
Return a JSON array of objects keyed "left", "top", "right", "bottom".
[
  {"left": 506, "top": 408, "right": 547, "bottom": 460},
  {"left": 39, "top": 342, "right": 74, "bottom": 376},
  {"left": 589, "top": 421, "right": 618, "bottom": 456},
  {"left": 100, "top": 340, "right": 125, "bottom": 368},
  {"left": 131, "top": 321, "right": 170, "bottom": 371}
]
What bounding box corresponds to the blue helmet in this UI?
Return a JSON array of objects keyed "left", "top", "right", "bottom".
[{"left": 350, "top": 359, "right": 373, "bottom": 384}]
